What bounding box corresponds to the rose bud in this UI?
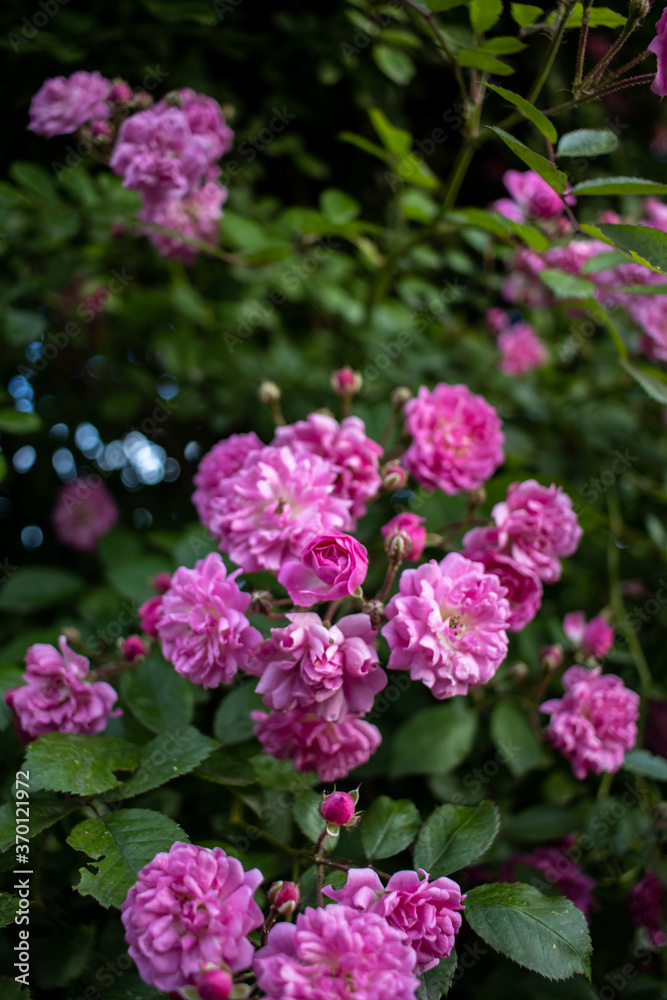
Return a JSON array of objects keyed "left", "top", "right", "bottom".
[
  {"left": 381, "top": 463, "right": 408, "bottom": 491},
  {"left": 278, "top": 532, "right": 368, "bottom": 607},
  {"left": 196, "top": 968, "right": 234, "bottom": 1000},
  {"left": 331, "top": 368, "right": 363, "bottom": 397},
  {"left": 268, "top": 881, "right": 300, "bottom": 916},
  {"left": 381, "top": 513, "right": 427, "bottom": 561},
  {"left": 121, "top": 636, "right": 146, "bottom": 663},
  {"left": 540, "top": 644, "right": 563, "bottom": 671},
  {"left": 320, "top": 790, "right": 357, "bottom": 829}
]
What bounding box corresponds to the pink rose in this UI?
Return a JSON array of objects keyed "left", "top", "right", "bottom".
[
  {"left": 563, "top": 612, "right": 614, "bottom": 659},
  {"left": 278, "top": 532, "right": 368, "bottom": 606}
]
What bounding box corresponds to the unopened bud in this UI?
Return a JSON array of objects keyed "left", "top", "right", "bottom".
[
  {"left": 62, "top": 627, "right": 82, "bottom": 647},
  {"left": 331, "top": 368, "right": 363, "bottom": 396},
  {"left": 121, "top": 636, "right": 146, "bottom": 663},
  {"left": 268, "top": 880, "right": 300, "bottom": 916},
  {"left": 628, "top": 0, "right": 650, "bottom": 20},
  {"left": 152, "top": 571, "right": 172, "bottom": 594},
  {"left": 195, "top": 968, "right": 234, "bottom": 1000},
  {"left": 163, "top": 89, "right": 185, "bottom": 108},
  {"left": 90, "top": 119, "right": 112, "bottom": 140},
  {"left": 540, "top": 644, "right": 563, "bottom": 671},
  {"left": 131, "top": 90, "right": 153, "bottom": 110},
  {"left": 387, "top": 532, "right": 407, "bottom": 561},
  {"left": 391, "top": 386, "right": 412, "bottom": 410},
  {"left": 258, "top": 380, "right": 281, "bottom": 405},
  {"left": 653, "top": 802, "right": 667, "bottom": 831},
  {"left": 467, "top": 487, "right": 486, "bottom": 508},
  {"left": 381, "top": 463, "right": 408, "bottom": 491},
  {"left": 249, "top": 590, "right": 274, "bottom": 616},
  {"left": 507, "top": 661, "right": 529, "bottom": 683},
  {"left": 109, "top": 80, "right": 133, "bottom": 104},
  {"left": 320, "top": 790, "right": 358, "bottom": 829},
  {"left": 361, "top": 598, "right": 386, "bottom": 628}
]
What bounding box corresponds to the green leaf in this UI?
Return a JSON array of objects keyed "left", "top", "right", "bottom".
[
  {"left": 390, "top": 701, "right": 478, "bottom": 777},
  {"left": 3, "top": 308, "right": 48, "bottom": 347},
  {"left": 0, "top": 567, "right": 84, "bottom": 613},
  {"left": 106, "top": 557, "right": 172, "bottom": 602},
  {"left": 9, "top": 162, "right": 59, "bottom": 203},
  {"left": 0, "top": 891, "right": 19, "bottom": 927},
  {"left": 503, "top": 805, "right": 579, "bottom": 843},
  {"left": 373, "top": 45, "right": 416, "bottom": 85},
  {"left": 320, "top": 189, "right": 361, "bottom": 224},
  {"left": 561, "top": 3, "right": 626, "bottom": 27},
  {"left": 571, "top": 176, "right": 667, "bottom": 196},
  {"left": 413, "top": 801, "right": 500, "bottom": 876},
  {"left": 511, "top": 3, "right": 542, "bottom": 26},
  {"left": 417, "top": 952, "right": 458, "bottom": 999},
  {"left": 470, "top": 0, "right": 503, "bottom": 32},
  {"left": 195, "top": 748, "right": 256, "bottom": 787},
  {"left": 0, "top": 665, "right": 23, "bottom": 730},
  {"left": 623, "top": 748, "right": 667, "bottom": 781},
  {"left": 113, "top": 726, "right": 218, "bottom": 800},
  {"left": 250, "top": 754, "right": 316, "bottom": 792},
  {"left": 464, "top": 883, "right": 592, "bottom": 980},
  {"left": 487, "top": 85, "right": 557, "bottom": 143},
  {"left": 369, "top": 108, "right": 412, "bottom": 157},
  {"left": 239, "top": 246, "right": 294, "bottom": 265},
  {"left": 479, "top": 37, "right": 527, "bottom": 54},
  {"left": 490, "top": 702, "right": 549, "bottom": 777},
  {"left": 621, "top": 360, "right": 667, "bottom": 405},
  {"left": 487, "top": 127, "right": 568, "bottom": 193},
  {"left": 0, "top": 410, "right": 42, "bottom": 435},
  {"left": 0, "top": 796, "right": 76, "bottom": 852},
  {"left": 214, "top": 682, "right": 265, "bottom": 745},
  {"left": 427, "top": 0, "right": 467, "bottom": 9},
  {"left": 585, "top": 222, "right": 667, "bottom": 274},
  {"left": 447, "top": 207, "right": 549, "bottom": 250},
  {"left": 457, "top": 50, "right": 514, "bottom": 75},
  {"left": 338, "top": 131, "right": 388, "bottom": 163},
  {"left": 0, "top": 977, "right": 33, "bottom": 999},
  {"left": 26, "top": 734, "right": 140, "bottom": 797},
  {"left": 539, "top": 269, "right": 597, "bottom": 300},
  {"left": 557, "top": 128, "right": 618, "bottom": 158},
  {"left": 67, "top": 807, "right": 187, "bottom": 908},
  {"left": 121, "top": 655, "right": 194, "bottom": 733},
  {"left": 361, "top": 796, "right": 421, "bottom": 859}
]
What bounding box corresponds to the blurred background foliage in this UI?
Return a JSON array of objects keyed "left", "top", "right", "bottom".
[{"left": 1, "top": 0, "right": 667, "bottom": 996}]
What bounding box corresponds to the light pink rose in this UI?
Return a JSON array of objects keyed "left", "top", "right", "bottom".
[
  {"left": 278, "top": 532, "right": 368, "bottom": 606},
  {"left": 649, "top": 7, "right": 667, "bottom": 97}
]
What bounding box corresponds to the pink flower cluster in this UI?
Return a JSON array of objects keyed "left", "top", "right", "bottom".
[
  {"left": 6, "top": 637, "right": 120, "bottom": 740},
  {"left": 323, "top": 867, "right": 465, "bottom": 972},
  {"left": 254, "top": 903, "right": 420, "bottom": 1000},
  {"left": 248, "top": 612, "right": 385, "bottom": 779},
  {"left": 403, "top": 383, "right": 504, "bottom": 494},
  {"left": 541, "top": 665, "right": 639, "bottom": 779},
  {"left": 121, "top": 842, "right": 263, "bottom": 992},
  {"left": 28, "top": 72, "right": 233, "bottom": 262},
  {"left": 563, "top": 611, "right": 614, "bottom": 659},
  {"left": 155, "top": 553, "right": 262, "bottom": 688},
  {"left": 28, "top": 71, "right": 112, "bottom": 137},
  {"left": 382, "top": 553, "right": 510, "bottom": 699},
  {"left": 51, "top": 476, "right": 119, "bottom": 553},
  {"left": 497, "top": 320, "right": 548, "bottom": 376},
  {"left": 110, "top": 89, "right": 232, "bottom": 261},
  {"left": 498, "top": 194, "right": 667, "bottom": 363}
]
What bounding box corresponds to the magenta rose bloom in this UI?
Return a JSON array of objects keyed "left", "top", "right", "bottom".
[
  {"left": 649, "top": 8, "right": 667, "bottom": 97},
  {"left": 381, "top": 513, "right": 427, "bottom": 561},
  {"left": 6, "top": 637, "right": 119, "bottom": 740},
  {"left": 275, "top": 414, "right": 382, "bottom": 522},
  {"left": 491, "top": 479, "right": 582, "bottom": 583},
  {"left": 192, "top": 432, "right": 263, "bottom": 532},
  {"left": 121, "top": 842, "right": 263, "bottom": 992},
  {"left": 563, "top": 611, "right": 614, "bottom": 659},
  {"left": 498, "top": 323, "right": 548, "bottom": 376},
  {"left": 177, "top": 88, "right": 234, "bottom": 160},
  {"left": 138, "top": 573, "right": 172, "bottom": 637},
  {"left": 462, "top": 535, "right": 542, "bottom": 632},
  {"left": 492, "top": 169, "right": 567, "bottom": 222},
  {"left": 402, "top": 383, "right": 504, "bottom": 494},
  {"left": 252, "top": 709, "right": 382, "bottom": 781},
  {"left": 110, "top": 105, "right": 211, "bottom": 203},
  {"left": 541, "top": 666, "right": 639, "bottom": 780},
  {"left": 156, "top": 552, "right": 262, "bottom": 688},
  {"left": 253, "top": 904, "right": 419, "bottom": 1000},
  {"left": 209, "top": 445, "right": 352, "bottom": 573},
  {"left": 629, "top": 872, "right": 667, "bottom": 946},
  {"left": 28, "top": 71, "right": 111, "bottom": 137},
  {"left": 278, "top": 532, "right": 368, "bottom": 606},
  {"left": 139, "top": 180, "right": 228, "bottom": 262},
  {"left": 51, "top": 476, "right": 119, "bottom": 552},
  {"left": 501, "top": 846, "right": 596, "bottom": 918},
  {"left": 382, "top": 553, "right": 510, "bottom": 700},
  {"left": 323, "top": 868, "right": 464, "bottom": 972},
  {"left": 247, "top": 612, "right": 385, "bottom": 720}
]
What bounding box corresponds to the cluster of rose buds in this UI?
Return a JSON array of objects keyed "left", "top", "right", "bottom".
[{"left": 28, "top": 71, "right": 233, "bottom": 261}]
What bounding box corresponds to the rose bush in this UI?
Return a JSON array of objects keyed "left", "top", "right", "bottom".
[{"left": 1, "top": 1, "right": 667, "bottom": 997}]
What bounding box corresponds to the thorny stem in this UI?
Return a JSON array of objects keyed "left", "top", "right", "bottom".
[
  {"left": 574, "top": 0, "right": 593, "bottom": 88},
  {"left": 579, "top": 17, "right": 642, "bottom": 92},
  {"left": 374, "top": 557, "right": 402, "bottom": 603},
  {"left": 314, "top": 826, "right": 328, "bottom": 907},
  {"left": 399, "top": 0, "right": 468, "bottom": 106}
]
